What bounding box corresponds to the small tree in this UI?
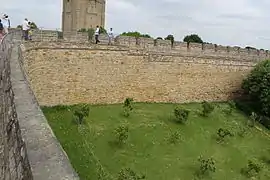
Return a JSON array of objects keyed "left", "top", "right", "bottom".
[
  {"left": 164, "top": 34, "right": 174, "bottom": 47},
  {"left": 201, "top": 101, "right": 215, "bottom": 117},
  {"left": 168, "top": 131, "right": 181, "bottom": 144},
  {"left": 197, "top": 156, "right": 216, "bottom": 177},
  {"left": 114, "top": 124, "right": 129, "bottom": 145},
  {"left": 120, "top": 31, "right": 151, "bottom": 38},
  {"left": 216, "top": 128, "right": 233, "bottom": 143},
  {"left": 183, "top": 34, "right": 203, "bottom": 43},
  {"left": 241, "top": 160, "right": 262, "bottom": 178},
  {"left": 174, "top": 107, "right": 189, "bottom": 124},
  {"left": 123, "top": 98, "right": 134, "bottom": 117},
  {"left": 73, "top": 104, "right": 90, "bottom": 124},
  {"left": 223, "top": 100, "right": 236, "bottom": 115},
  {"left": 118, "top": 168, "right": 145, "bottom": 180}
]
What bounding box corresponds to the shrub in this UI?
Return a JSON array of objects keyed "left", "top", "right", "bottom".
[
  {"left": 197, "top": 156, "right": 216, "bottom": 177},
  {"left": 202, "top": 101, "right": 215, "bottom": 117},
  {"left": 241, "top": 160, "right": 262, "bottom": 178},
  {"left": 242, "top": 59, "right": 270, "bottom": 127},
  {"left": 114, "top": 124, "right": 129, "bottom": 145},
  {"left": 73, "top": 104, "right": 90, "bottom": 124},
  {"left": 174, "top": 107, "right": 189, "bottom": 123},
  {"left": 123, "top": 98, "right": 134, "bottom": 117},
  {"left": 168, "top": 131, "right": 181, "bottom": 144},
  {"left": 223, "top": 100, "right": 236, "bottom": 115},
  {"left": 118, "top": 168, "right": 145, "bottom": 180},
  {"left": 216, "top": 128, "right": 233, "bottom": 143}
]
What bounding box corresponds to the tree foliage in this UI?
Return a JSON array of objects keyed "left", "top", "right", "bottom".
[
  {"left": 242, "top": 59, "right": 270, "bottom": 128},
  {"left": 164, "top": 34, "right": 174, "bottom": 43},
  {"left": 183, "top": 34, "right": 203, "bottom": 43},
  {"left": 73, "top": 104, "right": 90, "bottom": 124},
  {"left": 120, "top": 31, "right": 151, "bottom": 38},
  {"left": 173, "top": 107, "right": 189, "bottom": 124}
]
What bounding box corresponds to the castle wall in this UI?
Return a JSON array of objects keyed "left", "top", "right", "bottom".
[
  {"left": 0, "top": 33, "right": 33, "bottom": 180},
  {"left": 21, "top": 41, "right": 261, "bottom": 106}
]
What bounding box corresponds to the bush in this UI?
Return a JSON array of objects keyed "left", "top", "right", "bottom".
[
  {"left": 241, "top": 160, "right": 262, "bottom": 178},
  {"left": 168, "top": 131, "right": 181, "bottom": 144},
  {"left": 114, "top": 124, "right": 129, "bottom": 145},
  {"left": 118, "top": 168, "right": 145, "bottom": 180},
  {"left": 223, "top": 100, "right": 236, "bottom": 115},
  {"left": 216, "top": 128, "right": 233, "bottom": 143},
  {"left": 73, "top": 104, "right": 90, "bottom": 124},
  {"left": 242, "top": 59, "right": 270, "bottom": 127},
  {"left": 201, "top": 101, "right": 215, "bottom": 117},
  {"left": 174, "top": 107, "right": 189, "bottom": 123},
  {"left": 123, "top": 98, "right": 134, "bottom": 117},
  {"left": 197, "top": 156, "right": 216, "bottom": 177}
]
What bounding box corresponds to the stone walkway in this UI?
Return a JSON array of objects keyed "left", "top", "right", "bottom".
[{"left": 10, "top": 43, "right": 79, "bottom": 180}]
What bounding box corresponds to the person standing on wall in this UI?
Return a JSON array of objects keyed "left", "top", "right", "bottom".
[
  {"left": 22, "top": 18, "right": 30, "bottom": 40},
  {"left": 95, "top": 25, "right": 100, "bottom": 44},
  {"left": 108, "top": 28, "right": 114, "bottom": 45},
  {"left": 2, "top": 14, "right": 10, "bottom": 34},
  {"left": 0, "top": 19, "right": 4, "bottom": 40}
]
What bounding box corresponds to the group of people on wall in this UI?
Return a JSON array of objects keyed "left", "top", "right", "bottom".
[
  {"left": 0, "top": 14, "right": 114, "bottom": 44},
  {"left": 94, "top": 25, "right": 114, "bottom": 45}
]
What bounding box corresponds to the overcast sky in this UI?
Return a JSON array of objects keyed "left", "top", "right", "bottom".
[{"left": 1, "top": 0, "right": 270, "bottom": 49}]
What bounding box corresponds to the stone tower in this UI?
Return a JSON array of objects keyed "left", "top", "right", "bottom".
[{"left": 62, "top": 0, "right": 106, "bottom": 32}]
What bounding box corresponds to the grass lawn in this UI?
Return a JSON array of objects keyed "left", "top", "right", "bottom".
[{"left": 42, "top": 102, "right": 270, "bottom": 180}]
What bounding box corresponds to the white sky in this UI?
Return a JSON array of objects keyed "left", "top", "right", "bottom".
[{"left": 1, "top": 0, "right": 270, "bottom": 49}]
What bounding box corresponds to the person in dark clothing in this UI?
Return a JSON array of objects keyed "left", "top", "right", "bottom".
[{"left": 0, "top": 19, "right": 3, "bottom": 36}]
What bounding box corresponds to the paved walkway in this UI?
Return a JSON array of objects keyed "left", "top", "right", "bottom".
[{"left": 10, "top": 43, "right": 79, "bottom": 180}]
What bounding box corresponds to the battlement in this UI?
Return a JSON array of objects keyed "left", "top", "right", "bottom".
[
  {"left": 115, "top": 36, "right": 269, "bottom": 62},
  {"left": 16, "top": 29, "right": 269, "bottom": 63}
]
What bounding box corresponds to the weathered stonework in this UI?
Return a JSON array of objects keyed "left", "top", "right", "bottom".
[
  {"left": 62, "top": 0, "right": 106, "bottom": 32},
  {"left": 21, "top": 41, "right": 259, "bottom": 106},
  {"left": 0, "top": 34, "right": 33, "bottom": 180},
  {"left": 1, "top": 31, "right": 79, "bottom": 180}
]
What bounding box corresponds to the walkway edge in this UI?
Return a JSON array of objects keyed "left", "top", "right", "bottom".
[{"left": 10, "top": 43, "right": 79, "bottom": 180}]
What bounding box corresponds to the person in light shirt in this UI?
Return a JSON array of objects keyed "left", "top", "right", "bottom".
[
  {"left": 108, "top": 28, "right": 114, "bottom": 45},
  {"left": 94, "top": 25, "right": 100, "bottom": 44},
  {"left": 2, "top": 14, "right": 10, "bottom": 34},
  {"left": 22, "top": 18, "right": 30, "bottom": 40}
]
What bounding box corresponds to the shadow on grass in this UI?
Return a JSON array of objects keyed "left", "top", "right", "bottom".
[{"left": 108, "top": 140, "right": 127, "bottom": 149}]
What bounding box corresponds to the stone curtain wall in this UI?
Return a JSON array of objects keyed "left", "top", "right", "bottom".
[
  {"left": 21, "top": 42, "right": 257, "bottom": 106},
  {"left": 0, "top": 34, "right": 33, "bottom": 179}
]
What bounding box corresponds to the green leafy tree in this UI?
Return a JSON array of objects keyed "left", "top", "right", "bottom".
[
  {"left": 78, "top": 28, "right": 95, "bottom": 40},
  {"left": 242, "top": 59, "right": 270, "bottom": 128},
  {"left": 114, "top": 124, "right": 129, "bottom": 145},
  {"left": 241, "top": 160, "right": 262, "bottom": 178},
  {"left": 120, "top": 31, "right": 151, "bottom": 38},
  {"left": 29, "top": 22, "right": 38, "bottom": 29},
  {"left": 197, "top": 156, "right": 216, "bottom": 177},
  {"left": 123, "top": 98, "right": 134, "bottom": 117},
  {"left": 118, "top": 168, "right": 145, "bottom": 180},
  {"left": 183, "top": 34, "right": 203, "bottom": 43},
  {"left": 73, "top": 104, "right": 90, "bottom": 124},
  {"left": 174, "top": 107, "right": 189, "bottom": 124},
  {"left": 165, "top": 34, "right": 174, "bottom": 43},
  {"left": 201, "top": 101, "right": 215, "bottom": 117}
]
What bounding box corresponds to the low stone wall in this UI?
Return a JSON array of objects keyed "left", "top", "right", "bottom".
[
  {"left": 1, "top": 32, "right": 79, "bottom": 180},
  {"left": 0, "top": 33, "right": 33, "bottom": 179}
]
